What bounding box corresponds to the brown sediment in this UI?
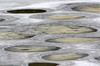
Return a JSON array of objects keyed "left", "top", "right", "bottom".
[
  {"left": 7, "top": 9, "right": 47, "bottom": 13},
  {"left": 29, "top": 62, "right": 58, "bottom": 66}
]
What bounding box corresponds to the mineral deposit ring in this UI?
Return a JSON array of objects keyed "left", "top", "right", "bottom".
[
  {"left": 42, "top": 53, "right": 88, "bottom": 61},
  {"left": 30, "top": 12, "right": 99, "bottom": 21},
  {"left": 0, "top": 31, "right": 34, "bottom": 40},
  {"left": 5, "top": 45, "right": 60, "bottom": 52},
  {"left": 58, "top": 2, "right": 100, "bottom": 13}
]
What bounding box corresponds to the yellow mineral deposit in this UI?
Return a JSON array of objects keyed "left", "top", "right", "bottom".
[
  {"left": 32, "top": 25, "right": 96, "bottom": 34},
  {"left": 74, "top": 5, "right": 100, "bottom": 12},
  {"left": 43, "top": 53, "right": 88, "bottom": 61},
  {"left": 0, "top": 31, "right": 32, "bottom": 40},
  {"left": 46, "top": 37, "right": 100, "bottom": 43},
  {"left": 48, "top": 15, "right": 84, "bottom": 19},
  {"left": 5, "top": 46, "right": 60, "bottom": 52}
]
